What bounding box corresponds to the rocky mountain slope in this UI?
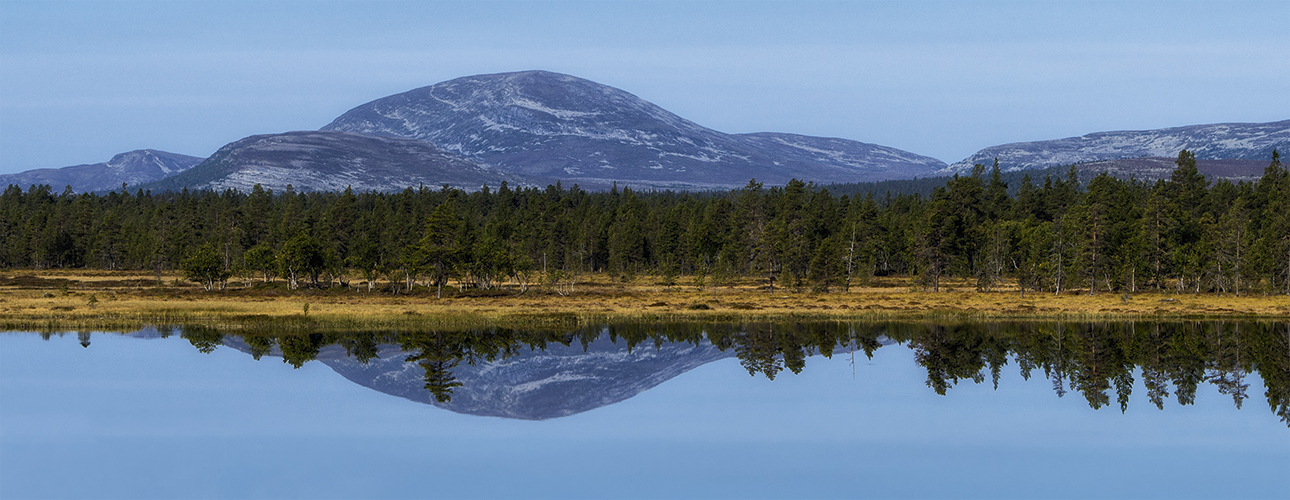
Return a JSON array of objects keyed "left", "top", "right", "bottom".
[
  {"left": 139, "top": 131, "right": 536, "bottom": 193},
  {"left": 0, "top": 149, "right": 202, "bottom": 193},
  {"left": 322, "top": 70, "right": 947, "bottom": 190},
  {"left": 944, "top": 120, "right": 1289, "bottom": 174},
  {"left": 1071, "top": 157, "right": 1272, "bottom": 184}
]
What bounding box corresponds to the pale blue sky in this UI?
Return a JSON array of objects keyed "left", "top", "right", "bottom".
[{"left": 1, "top": 0, "right": 1287, "bottom": 174}]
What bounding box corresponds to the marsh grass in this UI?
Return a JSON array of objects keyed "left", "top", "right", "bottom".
[{"left": 1, "top": 269, "right": 1287, "bottom": 332}]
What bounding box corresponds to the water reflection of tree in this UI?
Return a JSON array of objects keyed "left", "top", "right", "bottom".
[
  {"left": 912, "top": 324, "right": 991, "bottom": 395},
  {"left": 158, "top": 320, "right": 1289, "bottom": 424},
  {"left": 337, "top": 333, "right": 381, "bottom": 364},
  {"left": 1205, "top": 322, "right": 1249, "bottom": 409},
  {"left": 735, "top": 324, "right": 786, "bottom": 380},
  {"left": 279, "top": 333, "right": 329, "bottom": 368},
  {"left": 711, "top": 322, "right": 884, "bottom": 381},
  {"left": 1140, "top": 323, "right": 1172, "bottom": 409},
  {"left": 396, "top": 329, "right": 573, "bottom": 403},
  {"left": 181, "top": 325, "right": 223, "bottom": 354},
  {"left": 243, "top": 335, "right": 274, "bottom": 360},
  {"left": 399, "top": 333, "right": 464, "bottom": 403},
  {"left": 1250, "top": 323, "right": 1290, "bottom": 423},
  {"left": 1044, "top": 323, "right": 1070, "bottom": 399},
  {"left": 897, "top": 321, "right": 1288, "bottom": 423},
  {"left": 1066, "top": 322, "right": 1124, "bottom": 411}
]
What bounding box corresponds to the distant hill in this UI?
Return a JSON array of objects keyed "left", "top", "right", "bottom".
[
  {"left": 138, "top": 131, "right": 537, "bottom": 193},
  {"left": 0, "top": 149, "right": 202, "bottom": 193},
  {"left": 943, "top": 120, "right": 1289, "bottom": 174},
  {"left": 322, "top": 70, "right": 947, "bottom": 190},
  {"left": 828, "top": 157, "right": 1278, "bottom": 201}
]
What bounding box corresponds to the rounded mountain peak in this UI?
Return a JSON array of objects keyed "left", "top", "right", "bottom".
[
  {"left": 321, "top": 70, "right": 946, "bottom": 189},
  {"left": 321, "top": 70, "right": 717, "bottom": 159}
]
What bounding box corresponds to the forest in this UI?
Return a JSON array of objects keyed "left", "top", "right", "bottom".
[{"left": 1, "top": 150, "right": 1287, "bottom": 297}]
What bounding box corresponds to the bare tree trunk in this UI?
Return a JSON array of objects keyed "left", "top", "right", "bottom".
[
  {"left": 845, "top": 222, "right": 857, "bottom": 292},
  {"left": 1234, "top": 232, "right": 1240, "bottom": 297},
  {"left": 1216, "top": 260, "right": 1223, "bottom": 297},
  {"left": 1153, "top": 208, "right": 1161, "bottom": 290},
  {"left": 1090, "top": 228, "right": 1098, "bottom": 295}
]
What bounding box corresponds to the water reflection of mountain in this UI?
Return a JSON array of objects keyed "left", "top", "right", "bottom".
[
  {"left": 320, "top": 335, "right": 732, "bottom": 420},
  {"left": 107, "top": 321, "right": 1290, "bottom": 425},
  {"left": 210, "top": 326, "right": 877, "bottom": 420}
]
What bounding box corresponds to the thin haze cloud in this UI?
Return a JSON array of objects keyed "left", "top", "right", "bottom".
[{"left": 0, "top": 0, "right": 1286, "bottom": 174}]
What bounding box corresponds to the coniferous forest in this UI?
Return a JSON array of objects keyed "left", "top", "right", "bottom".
[{"left": 2, "top": 150, "right": 1287, "bottom": 297}]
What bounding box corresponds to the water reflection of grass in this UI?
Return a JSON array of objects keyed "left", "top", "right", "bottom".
[{"left": 1, "top": 270, "right": 1288, "bottom": 331}]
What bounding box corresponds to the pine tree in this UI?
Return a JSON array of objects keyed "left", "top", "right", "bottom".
[{"left": 415, "top": 201, "right": 466, "bottom": 298}]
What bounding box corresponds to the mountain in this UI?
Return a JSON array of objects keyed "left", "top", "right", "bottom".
[
  {"left": 139, "top": 130, "right": 537, "bottom": 193},
  {"left": 943, "top": 120, "right": 1290, "bottom": 174},
  {"left": 322, "top": 70, "right": 947, "bottom": 190},
  {"left": 734, "top": 132, "right": 950, "bottom": 182},
  {"left": 0, "top": 149, "right": 202, "bottom": 193}
]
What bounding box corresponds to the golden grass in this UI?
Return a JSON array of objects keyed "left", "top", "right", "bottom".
[{"left": 1, "top": 269, "right": 1287, "bottom": 331}]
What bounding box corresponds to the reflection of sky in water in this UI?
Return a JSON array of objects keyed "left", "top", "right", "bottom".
[{"left": 2, "top": 332, "right": 1286, "bottom": 499}]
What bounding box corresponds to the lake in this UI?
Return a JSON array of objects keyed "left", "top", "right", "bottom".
[{"left": 2, "top": 321, "right": 1287, "bottom": 499}]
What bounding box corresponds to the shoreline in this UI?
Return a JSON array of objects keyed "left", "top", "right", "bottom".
[{"left": 3, "top": 270, "right": 1288, "bottom": 332}]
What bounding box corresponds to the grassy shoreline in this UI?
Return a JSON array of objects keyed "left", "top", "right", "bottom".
[{"left": 3, "top": 270, "right": 1288, "bottom": 332}]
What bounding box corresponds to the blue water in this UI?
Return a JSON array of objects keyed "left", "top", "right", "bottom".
[{"left": 1, "top": 330, "right": 1287, "bottom": 499}]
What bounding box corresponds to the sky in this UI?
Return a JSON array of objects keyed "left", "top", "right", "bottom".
[{"left": 1, "top": 0, "right": 1287, "bottom": 175}]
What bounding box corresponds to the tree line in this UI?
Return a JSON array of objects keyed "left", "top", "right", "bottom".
[{"left": 1, "top": 150, "right": 1287, "bottom": 296}]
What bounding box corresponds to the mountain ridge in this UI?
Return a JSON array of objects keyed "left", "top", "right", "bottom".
[
  {"left": 0, "top": 149, "right": 202, "bottom": 193},
  {"left": 944, "top": 120, "right": 1289, "bottom": 174},
  {"left": 138, "top": 131, "right": 539, "bottom": 193},
  {"left": 8, "top": 71, "right": 1285, "bottom": 194}
]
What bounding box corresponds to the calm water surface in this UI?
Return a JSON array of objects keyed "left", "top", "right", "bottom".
[{"left": 1, "top": 321, "right": 1287, "bottom": 499}]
